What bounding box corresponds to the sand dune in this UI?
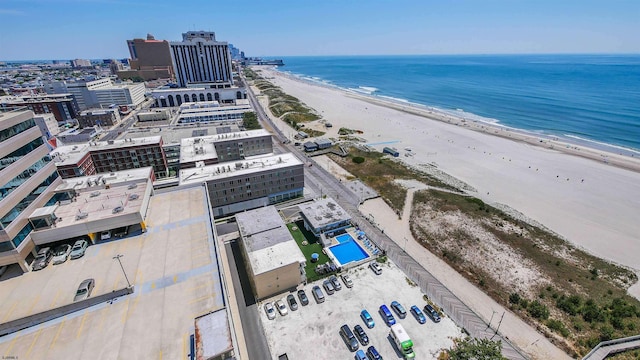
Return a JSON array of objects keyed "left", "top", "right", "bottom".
[{"left": 258, "top": 67, "right": 640, "bottom": 283}]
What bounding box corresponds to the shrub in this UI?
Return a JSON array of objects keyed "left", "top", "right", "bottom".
[
  {"left": 582, "top": 299, "right": 606, "bottom": 323},
  {"left": 509, "top": 293, "right": 521, "bottom": 305},
  {"left": 546, "top": 319, "right": 570, "bottom": 337},
  {"left": 599, "top": 325, "right": 614, "bottom": 341},
  {"left": 528, "top": 300, "right": 550, "bottom": 320},
  {"left": 556, "top": 294, "right": 583, "bottom": 316},
  {"left": 352, "top": 156, "right": 365, "bottom": 164}
]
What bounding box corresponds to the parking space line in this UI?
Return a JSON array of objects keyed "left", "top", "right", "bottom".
[
  {"left": 76, "top": 313, "right": 88, "bottom": 339},
  {"left": 188, "top": 295, "right": 210, "bottom": 305},
  {"left": 25, "top": 328, "right": 42, "bottom": 358},
  {"left": 95, "top": 307, "right": 108, "bottom": 332},
  {"left": 48, "top": 320, "right": 65, "bottom": 350},
  {"left": 49, "top": 289, "right": 62, "bottom": 308},
  {"left": 4, "top": 337, "right": 17, "bottom": 355},
  {"left": 27, "top": 294, "right": 42, "bottom": 314},
  {"left": 188, "top": 282, "right": 211, "bottom": 293},
  {"left": 120, "top": 298, "right": 131, "bottom": 323},
  {"left": 173, "top": 275, "right": 178, "bottom": 284},
  {"left": 2, "top": 301, "right": 18, "bottom": 322}
]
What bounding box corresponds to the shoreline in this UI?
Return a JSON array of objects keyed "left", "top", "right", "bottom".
[
  {"left": 272, "top": 67, "right": 640, "bottom": 173},
  {"left": 254, "top": 65, "right": 640, "bottom": 278}
]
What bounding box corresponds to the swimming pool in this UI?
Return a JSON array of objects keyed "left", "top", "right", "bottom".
[{"left": 329, "top": 236, "right": 369, "bottom": 266}]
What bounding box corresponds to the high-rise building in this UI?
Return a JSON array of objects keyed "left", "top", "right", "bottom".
[
  {"left": 44, "top": 79, "right": 146, "bottom": 109},
  {"left": 170, "top": 31, "right": 234, "bottom": 88},
  {"left": 45, "top": 78, "right": 112, "bottom": 110},
  {"left": 119, "top": 34, "right": 174, "bottom": 81},
  {"left": 71, "top": 59, "right": 92, "bottom": 68},
  {"left": 0, "top": 110, "right": 61, "bottom": 271}
]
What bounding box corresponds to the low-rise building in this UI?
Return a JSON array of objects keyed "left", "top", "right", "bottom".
[
  {"left": 300, "top": 197, "right": 352, "bottom": 240},
  {"left": 56, "top": 127, "right": 100, "bottom": 144},
  {"left": 0, "top": 93, "right": 80, "bottom": 123},
  {"left": 176, "top": 101, "right": 252, "bottom": 125},
  {"left": 236, "top": 206, "right": 306, "bottom": 299},
  {"left": 180, "top": 152, "right": 304, "bottom": 217},
  {"left": 137, "top": 109, "right": 171, "bottom": 122},
  {"left": 151, "top": 87, "right": 246, "bottom": 107},
  {"left": 77, "top": 108, "right": 121, "bottom": 128},
  {"left": 28, "top": 167, "right": 154, "bottom": 245},
  {"left": 179, "top": 129, "right": 273, "bottom": 169}
]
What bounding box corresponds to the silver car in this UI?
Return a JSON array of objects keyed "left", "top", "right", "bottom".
[
  {"left": 69, "top": 239, "right": 88, "bottom": 259},
  {"left": 264, "top": 302, "right": 276, "bottom": 320},
  {"left": 74, "top": 278, "right": 95, "bottom": 301},
  {"left": 52, "top": 244, "right": 72, "bottom": 265}
]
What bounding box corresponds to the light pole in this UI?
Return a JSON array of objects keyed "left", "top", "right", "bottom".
[{"left": 113, "top": 254, "right": 131, "bottom": 288}]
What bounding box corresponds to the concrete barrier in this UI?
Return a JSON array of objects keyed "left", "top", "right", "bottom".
[{"left": 0, "top": 286, "right": 134, "bottom": 337}]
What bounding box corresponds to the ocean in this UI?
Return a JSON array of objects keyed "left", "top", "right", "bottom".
[{"left": 277, "top": 55, "right": 640, "bottom": 153}]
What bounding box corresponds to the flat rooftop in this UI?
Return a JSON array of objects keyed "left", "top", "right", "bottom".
[
  {"left": 179, "top": 129, "right": 272, "bottom": 164},
  {"left": 122, "top": 124, "right": 242, "bottom": 146},
  {"left": 0, "top": 187, "right": 226, "bottom": 359},
  {"left": 179, "top": 152, "right": 302, "bottom": 185},
  {"left": 236, "top": 206, "right": 305, "bottom": 275},
  {"left": 195, "top": 309, "right": 233, "bottom": 359},
  {"left": 52, "top": 136, "right": 162, "bottom": 166},
  {"left": 300, "top": 197, "right": 352, "bottom": 230}
]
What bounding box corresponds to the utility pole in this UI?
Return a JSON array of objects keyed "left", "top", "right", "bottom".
[{"left": 113, "top": 254, "right": 132, "bottom": 288}]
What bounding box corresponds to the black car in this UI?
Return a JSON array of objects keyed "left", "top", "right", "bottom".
[
  {"left": 297, "top": 289, "right": 309, "bottom": 306},
  {"left": 390, "top": 301, "right": 407, "bottom": 319},
  {"left": 424, "top": 304, "right": 441, "bottom": 323},
  {"left": 353, "top": 325, "right": 369, "bottom": 346},
  {"left": 32, "top": 247, "right": 52, "bottom": 271},
  {"left": 366, "top": 346, "right": 383, "bottom": 360},
  {"left": 287, "top": 294, "right": 298, "bottom": 311}
]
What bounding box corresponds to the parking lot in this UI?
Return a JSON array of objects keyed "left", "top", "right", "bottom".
[
  {"left": 260, "top": 259, "right": 463, "bottom": 359},
  {"left": 0, "top": 187, "right": 224, "bottom": 359}
]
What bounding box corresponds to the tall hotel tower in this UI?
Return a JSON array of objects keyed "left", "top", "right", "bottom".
[
  {"left": 170, "top": 31, "right": 234, "bottom": 88},
  {"left": 0, "top": 110, "right": 60, "bottom": 272}
]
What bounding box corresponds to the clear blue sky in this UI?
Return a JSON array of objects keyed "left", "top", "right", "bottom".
[{"left": 1, "top": 0, "right": 639, "bottom": 60}]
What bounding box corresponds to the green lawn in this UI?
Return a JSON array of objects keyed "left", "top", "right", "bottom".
[{"left": 287, "top": 220, "right": 331, "bottom": 282}]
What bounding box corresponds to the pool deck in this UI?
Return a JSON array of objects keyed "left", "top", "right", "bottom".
[{"left": 325, "top": 227, "right": 381, "bottom": 269}]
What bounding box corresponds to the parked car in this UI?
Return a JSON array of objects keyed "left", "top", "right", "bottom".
[
  {"left": 73, "top": 278, "right": 95, "bottom": 301},
  {"left": 100, "top": 230, "right": 111, "bottom": 241},
  {"left": 369, "top": 262, "right": 382, "bottom": 275},
  {"left": 354, "top": 349, "right": 367, "bottom": 360},
  {"left": 379, "top": 305, "right": 396, "bottom": 326},
  {"left": 276, "top": 299, "right": 288, "bottom": 316},
  {"left": 366, "top": 346, "right": 383, "bottom": 360},
  {"left": 360, "top": 310, "right": 375, "bottom": 328},
  {"left": 69, "top": 239, "right": 89, "bottom": 259},
  {"left": 312, "top": 285, "right": 325, "bottom": 303},
  {"left": 264, "top": 302, "right": 276, "bottom": 320},
  {"left": 341, "top": 273, "right": 354, "bottom": 288},
  {"left": 424, "top": 304, "right": 441, "bottom": 323},
  {"left": 391, "top": 301, "right": 407, "bottom": 319},
  {"left": 52, "top": 244, "right": 72, "bottom": 265},
  {"left": 340, "top": 324, "right": 359, "bottom": 352},
  {"left": 353, "top": 325, "right": 370, "bottom": 346},
  {"left": 410, "top": 305, "right": 426, "bottom": 324},
  {"left": 323, "top": 279, "right": 335, "bottom": 295},
  {"left": 297, "top": 289, "right": 309, "bottom": 306},
  {"left": 287, "top": 294, "right": 298, "bottom": 311},
  {"left": 329, "top": 275, "right": 342, "bottom": 291},
  {"left": 32, "top": 247, "right": 52, "bottom": 271}
]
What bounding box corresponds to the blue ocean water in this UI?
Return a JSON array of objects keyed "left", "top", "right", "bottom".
[{"left": 278, "top": 55, "right": 640, "bottom": 152}]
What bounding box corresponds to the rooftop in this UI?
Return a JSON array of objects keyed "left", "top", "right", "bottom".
[
  {"left": 179, "top": 152, "right": 302, "bottom": 185},
  {"left": 122, "top": 124, "right": 241, "bottom": 146},
  {"left": 300, "top": 197, "right": 352, "bottom": 230},
  {"left": 195, "top": 309, "right": 233, "bottom": 359},
  {"left": 236, "top": 206, "right": 305, "bottom": 275},
  {"left": 180, "top": 129, "right": 271, "bottom": 163},
  {"left": 52, "top": 136, "right": 162, "bottom": 166}
]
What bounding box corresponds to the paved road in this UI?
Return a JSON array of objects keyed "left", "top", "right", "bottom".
[{"left": 243, "top": 73, "right": 529, "bottom": 359}]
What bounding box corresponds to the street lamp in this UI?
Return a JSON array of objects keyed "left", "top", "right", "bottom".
[{"left": 113, "top": 254, "right": 132, "bottom": 288}]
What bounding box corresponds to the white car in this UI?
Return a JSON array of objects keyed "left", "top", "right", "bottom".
[
  {"left": 52, "top": 244, "right": 72, "bottom": 265},
  {"left": 264, "top": 302, "right": 276, "bottom": 320},
  {"left": 369, "top": 262, "right": 382, "bottom": 275},
  {"left": 275, "top": 299, "right": 288, "bottom": 316},
  {"left": 341, "top": 273, "right": 354, "bottom": 288}
]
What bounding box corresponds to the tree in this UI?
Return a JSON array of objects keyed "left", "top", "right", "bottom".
[
  {"left": 442, "top": 337, "right": 506, "bottom": 360},
  {"left": 242, "top": 112, "right": 261, "bottom": 130}
]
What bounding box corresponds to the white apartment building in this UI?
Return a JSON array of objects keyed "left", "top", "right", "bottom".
[{"left": 45, "top": 78, "right": 146, "bottom": 109}]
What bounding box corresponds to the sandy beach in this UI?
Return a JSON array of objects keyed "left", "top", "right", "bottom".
[{"left": 257, "top": 67, "right": 640, "bottom": 288}]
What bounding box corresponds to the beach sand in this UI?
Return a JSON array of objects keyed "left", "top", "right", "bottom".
[{"left": 257, "top": 67, "right": 640, "bottom": 286}]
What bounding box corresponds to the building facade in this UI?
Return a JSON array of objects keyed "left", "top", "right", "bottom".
[
  {"left": 0, "top": 110, "right": 61, "bottom": 271},
  {"left": 170, "top": 31, "right": 234, "bottom": 88},
  {"left": 45, "top": 78, "right": 112, "bottom": 110},
  {"left": 77, "top": 108, "right": 121, "bottom": 128},
  {"left": 0, "top": 93, "right": 80, "bottom": 123},
  {"left": 91, "top": 83, "right": 146, "bottom": 108},
  {"left": 120, "top": 34, "right": 175, "bottom": 81},
  {"left": 177, "top": 101, "right": 252, "bottom": 125},
  {"left": 180, "top": 153, "right": 304, "bottom": 217},
  {"left": 179, "top": 129, "right": 273, "bottom": 169},
  {"left": 52, "top": 136, "right": 168, "bottom": 178},
  {"left": 151, "top": 87, "right": 245, "bottom": 108}
]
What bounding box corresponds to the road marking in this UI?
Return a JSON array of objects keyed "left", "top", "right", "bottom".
[
  {"left": 27, "top": 294, "right": 42, "bottom": 314},
  {"left": 120, "top": 298, "right": 131, "bottom": 323},
  {"left": 188, "top": 282, "right": 211, "bottom": 293},
  {"left": 49, "top": 320, "right": 65, "bottom": 349},
  {"left": 25, "top": 328, "right": 43, "bottom": 358},
  {"left": 95, "top": 307, "right": 108, "bottom": 332},
  {"left": 4, "top": 337, "right": 17, "bottom": 355},
  {"left": 49, "top": 289, "right": 62, "bottom": 308},
  {"left": 159, "top": 350, "right": 162, "bottom": 360},
  {"left": 76, "top": 313, "right": 88, "bottom": 338},
  {"left": 189, "top": 295, "right": 210, "bottom": 305},
  {"left": 173, "top": 275, "right": 177, "bottom": 283},
  {"left": 2, "top": 301, "right": 18, "bottom": 322}
]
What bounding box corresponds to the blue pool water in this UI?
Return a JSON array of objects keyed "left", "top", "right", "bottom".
[
  {"left": 336, "top": 234, "right": 354, "bottom": 244},
  {"left": 329, "top": 237, "right": 370, "bottom": 265}
]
